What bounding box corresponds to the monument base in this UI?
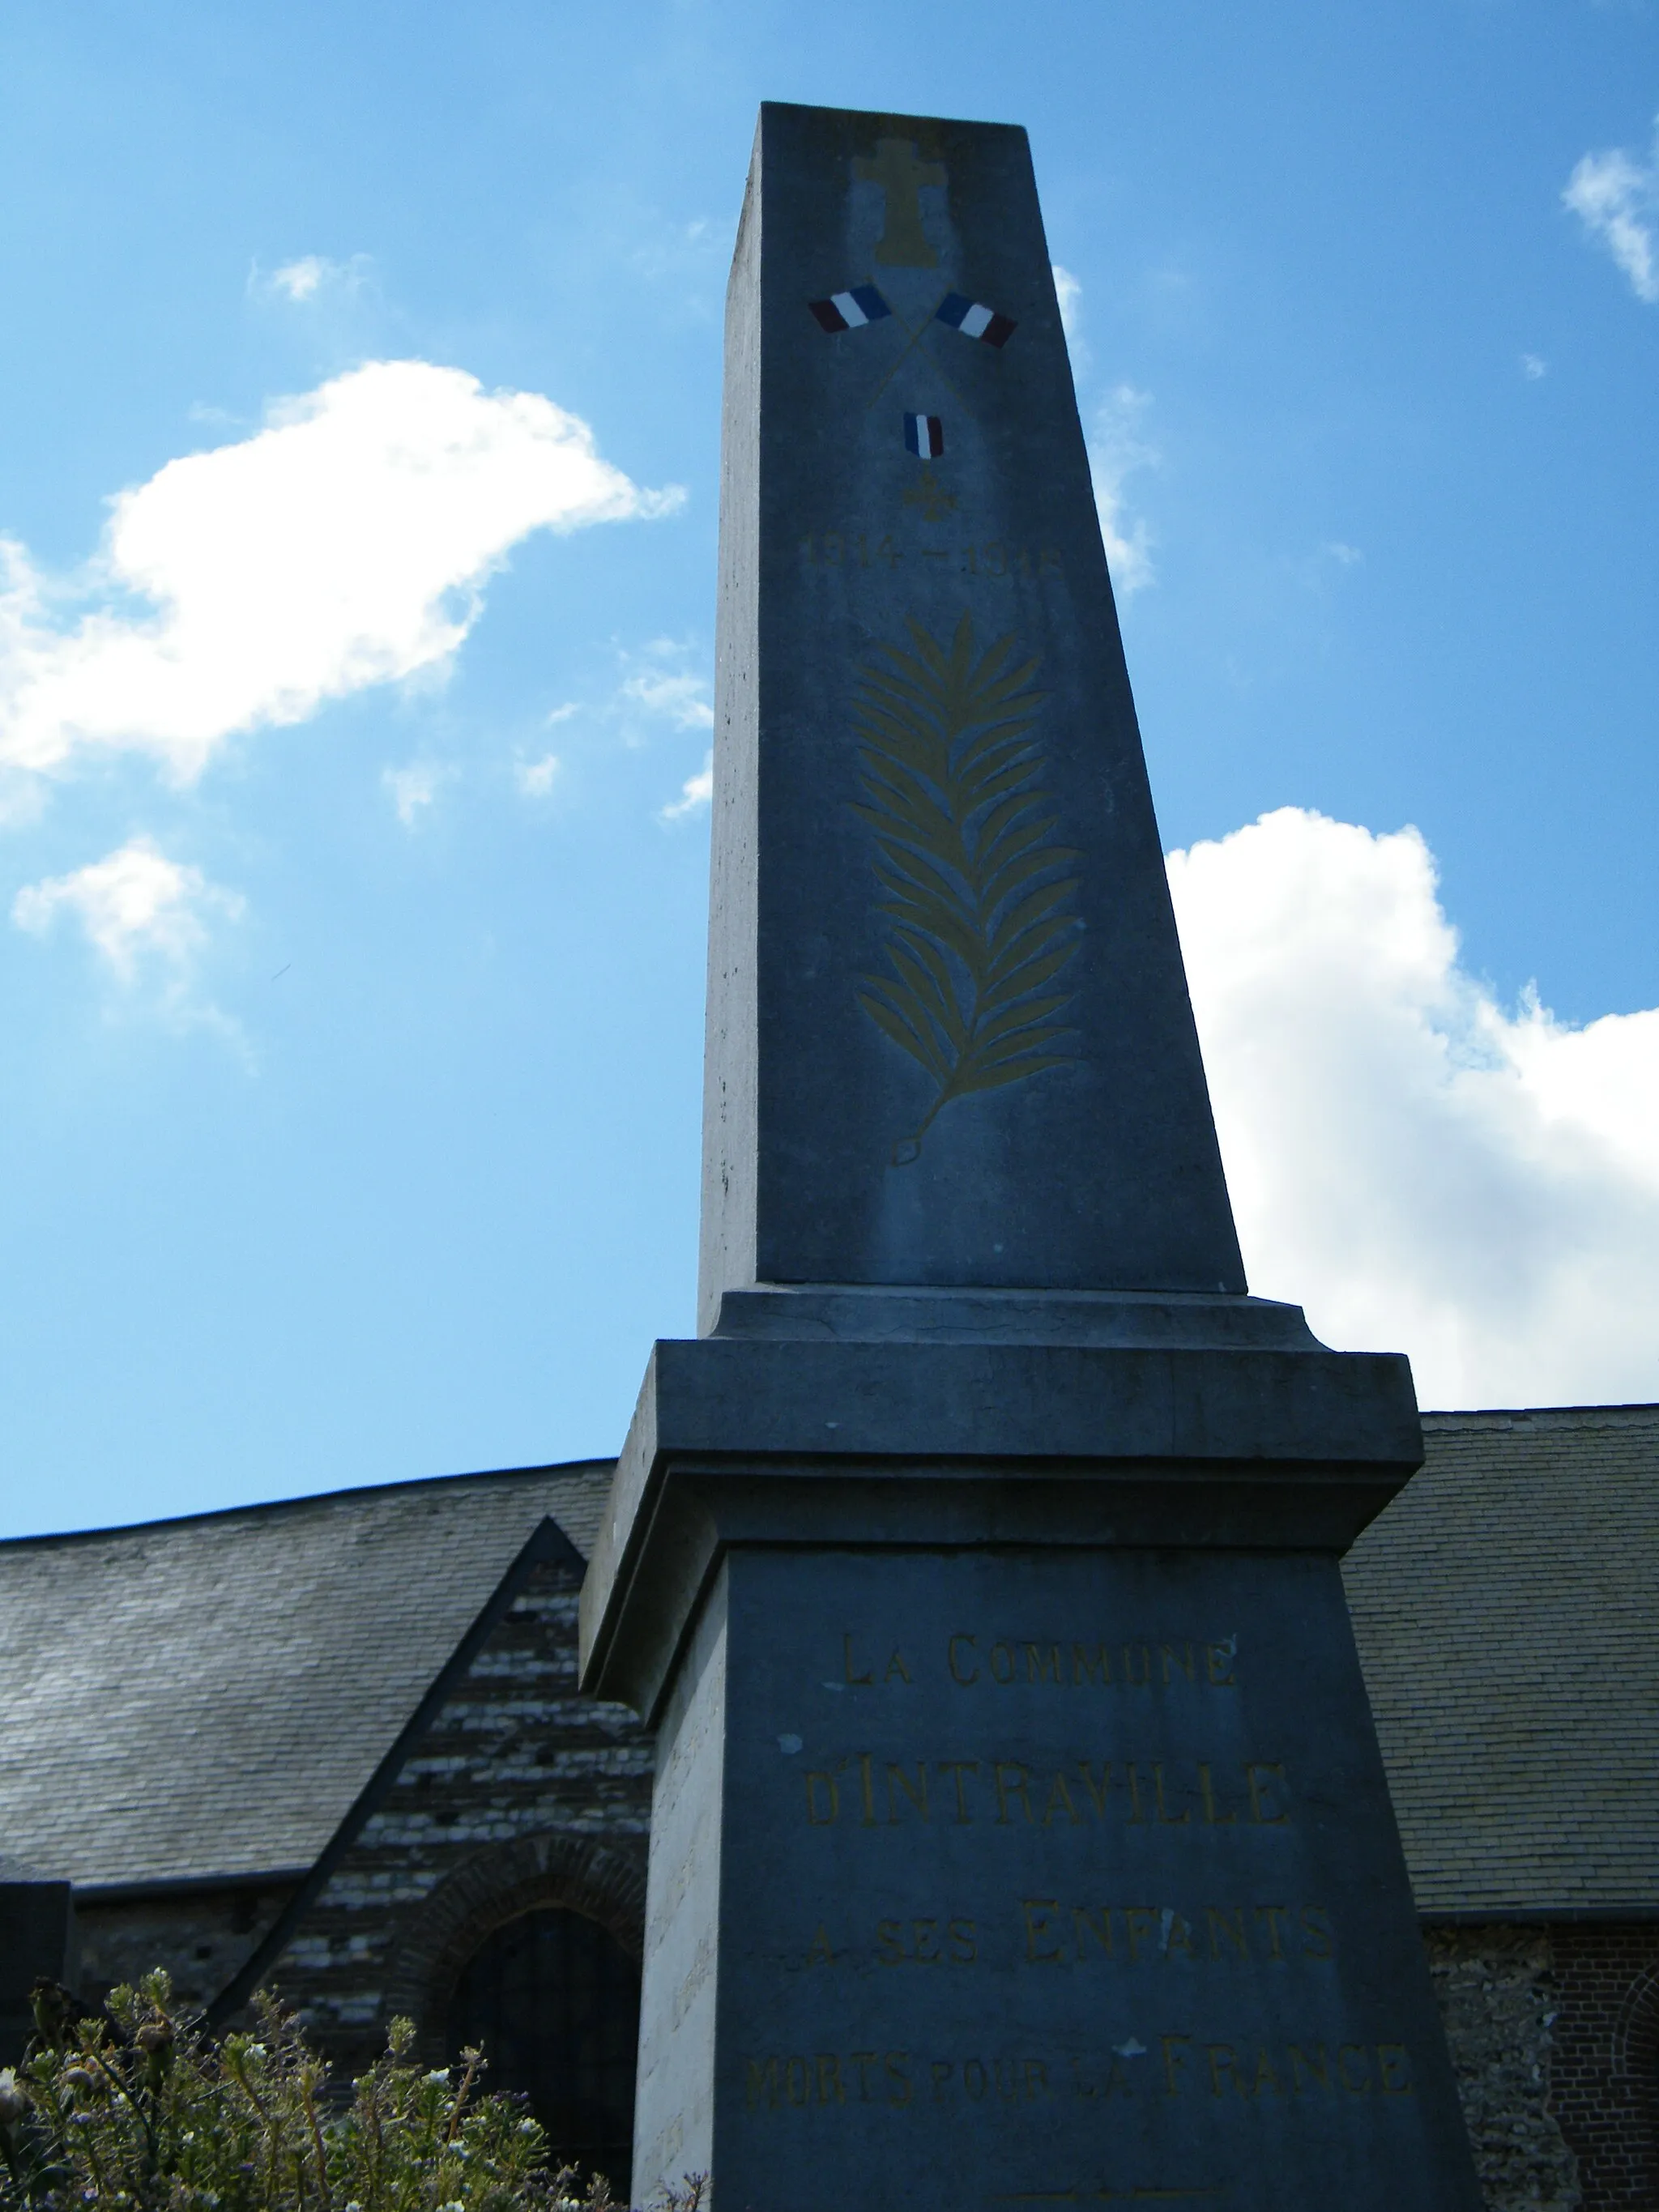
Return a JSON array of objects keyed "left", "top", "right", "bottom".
[{"left": 580, "top": 1298, "right": 1480, "bottom": 2210}]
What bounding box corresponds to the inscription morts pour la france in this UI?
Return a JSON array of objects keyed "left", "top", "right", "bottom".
[{"left": 582, "top": 101, "right": 1482, "bottom": 2212}]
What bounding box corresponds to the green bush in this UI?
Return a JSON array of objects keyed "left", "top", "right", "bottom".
[{"left": 0, "top": 1975, "right": 688, "bottom": 2212}]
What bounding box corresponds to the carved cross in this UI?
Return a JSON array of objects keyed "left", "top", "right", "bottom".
[{"left": 853, "top": 137, "right": 946, "bottom": 266}]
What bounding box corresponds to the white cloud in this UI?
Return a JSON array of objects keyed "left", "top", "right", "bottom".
[
  {"left": 1088, "top": 384, "right": 1157, "bottom": 597},
  {"left": 1168, "top": 807, "right": 1659, "bottom": 1409},
  {"left": 382, "top": 760, "right": 452, "bottom": 826},
  {"left": 12, "top": 836, "right": 242, "bottom": 983},
  {"left": 516, "top": 752, "right": 561, "bottom": 798},
  {"left": 1520, "top": 353, "right": 1548, "bottom": 381},
  {"left": 252, "top": 254, "right": 372, "bottom": 307},
  {"left": 1563, "top": 121, "right": 1659, "bottom": 303},
  {"left": 659, "top": 752, "right": 713, "bottom": 823},
  {"left": 544, "top": 702, "right": 580, "bottom": 727},
  {"left": 620, "top": 668, "right": 714, "bottom": 730},
  {"left": 1051, "top": 264, "right": 1083, "bottom": 342},
  {"left": 0, "top": 360, "right": 683, "bottom": 786},
  {"left": 1323, "top": 540, "right": 1363, "bottom": 568}
]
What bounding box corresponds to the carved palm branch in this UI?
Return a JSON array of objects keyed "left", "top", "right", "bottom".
[{"left": 851, "top": 612, "right": 1081, "bottom": 1162}]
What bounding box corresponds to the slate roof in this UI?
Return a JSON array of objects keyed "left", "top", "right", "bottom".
[
  {"left": 0, "top": 1463, "right": 613, "bottom": 1892},
  {"left": 1344, "top": 1404, "right": 1659, "bottom": 1919},
  {"left": 1, "top": 1410, "right": 1653, "bottom": 1918}
]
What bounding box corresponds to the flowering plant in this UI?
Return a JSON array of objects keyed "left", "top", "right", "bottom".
[{"left": 0, "top": 1974, "right": 643, "bottom": 2212}]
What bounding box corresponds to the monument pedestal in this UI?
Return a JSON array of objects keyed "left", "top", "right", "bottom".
[
  {"left": 588, "top": 97, "right": 1480, "bottom": 2208},
  {"left": 581, "top": 1297, "right": 1480, "bottom": 2210}
]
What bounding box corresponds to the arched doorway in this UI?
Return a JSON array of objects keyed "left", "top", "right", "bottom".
[{"left": 446, "top": 1905, "right": 641, "bottom": 2196}]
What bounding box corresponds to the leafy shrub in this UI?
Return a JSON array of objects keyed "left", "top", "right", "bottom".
[{"left": 0, "top": 1974, "right": 683, "bottom": 2212}]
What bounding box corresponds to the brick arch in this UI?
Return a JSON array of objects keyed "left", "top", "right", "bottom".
[
  {"left": 383, "top": 1832, "right": 648, "bottom": 2064},
  {"left": 1611, "top": 1958, "right": 1659, "bottom": 2086}
]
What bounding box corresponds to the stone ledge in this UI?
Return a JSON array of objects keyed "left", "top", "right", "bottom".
[{"left": 579, "top": 1331, "right": 1422, "bottom": 1720}]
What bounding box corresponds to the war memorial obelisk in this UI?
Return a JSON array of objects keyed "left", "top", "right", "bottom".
[{"left": 581, "top": 101, "right": 1479, "bottom": 2211}]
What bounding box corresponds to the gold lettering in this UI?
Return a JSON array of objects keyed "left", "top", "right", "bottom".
[
  {"left": 930, "top": 2059, "right": 953, "bottom": 2101},
  {"left": 876, "top": 1920, "right": 905, "bottom": 1966},
  {"left": 1076, "top": 1761, "right": 1111, "bottom": 1817},
  {"left": 948, "top": 1917, "right": 977, "bottom": 1963},
  {"left": 1124, "top": 1643, "right": 1151, "bottom": 1686},
  {"left": 1153, "top": 1762, "right": 1190, "bottom": 1824},
  {"left": 1073, "top": 1906, "right": 1113, "bottom": 1958},
  {"left": 1256, "top": 1905, "right": 1287, "bottom": 1961},
  {"left": 1251, "top": 2048, "right": 1282, "bottom": 2097},
  {"left": 947, "top": 1634, "right": 979, "bottom": 1684},
  {"left": 885, "top": 1762, "right": 929, "bottom": 1823},
  {"left": 1161, "top": 1642, "right": 1196, "bottom": 1684},
  {"left": 851, "top": 138, "right": 945, "bottom": 269},
  {"left": 1024, "top": 1642, "right": 1062, "bottom": 1684},
  {"left": 936, "top": 1759, "right": 978, "bottom": 1822},
  {"left": 816, "top": 2055, "right": 845, "bottom": 2104},
  {"left": 1247, "top": 1761, "right": 1289, "bottom": 1823},
  {"left": 1125, "top": 1762, "right": 1147, "bottom": 1822},
  {"left": 1043, "top": 1770, "right": 1081, "bottom": 1826},
  {"left": 989, "top": 1641, "right": 1016, "bottom": 1684},
  {"left": 1206, "top": 2044, "right": 1239, "bottom": 2097},
  {"left": 807, "top": 1923, "right": 834, "bottom": 1966},
  {"left": 1166, "top": 1912, "right": 1195, "bottom": 1960},
  {"left": 994, "top": 1762, "right": 1033, "bottom": 1823},
  {"left": 1337, "top": 2044, "right": 1372, "bottom": 2095},
  {"left": 912, "top": 1918, "right": 940, "bottom": 1964},
  {"left": 1206, "top": 1907, "right": 1248, "bottom": 1960},
  {"left": 852, "top": 2052, "right": 878, "bottom": 2101},
  {"left": 884, "top": 1648, "right": 911, "bottom": 1683},
  {"left": 1023, "top": 2059, "right": 1049, "bottom": 2100},
  {"left": 1021, "top": 1898, "right": 1064, "bottom": 1963},
  {"left": 804, "top": 1770, "right": 840, "bottom": 1824},
  {"left": 787, "top": 2056, "right": 811, "bottom": 2107},
  {"left": 885, "top": 2052, "right": 912, "bottom": 2105},
  {"left": 842, "top": 1633, "right": 873, "bottom": 1686},
  {"left": 1159, "top": 2035, "right": 1191, "bottom": 2095},
  {"left": 1288, "top": 2044, "right": 1329, "bottom": 2095},
  {"left": 746, "top": 2056, "right": 779, "bottom": 2110},
  {"left": 1071, "top": 1642, "right": 1111, "bottom": 1686},
  {"left": 1205, "top": 1639, "right": 1237, "bottom": 1686},
  {"left": 1376, "top": 2044, "right": 1414, "bottom": 2095},
  {"left": 1197, "top": 1762, "right": 1235, "bottom": 1825},
  {"left": 962, "top": 2058, "right": 987, "bottom": 2101},
  {"left": 1300, "top": 1905, "right": 1333, "bottom": 1958},
  {"left": 1126, "top": 1907, "right": 1158, "bottom": 1962},
  {"left": 858, "top": 1752, "right": 876, "bottom": 1826},
  {"left": 1039, "top": 546, "right": 1064, "bottom": 575}
]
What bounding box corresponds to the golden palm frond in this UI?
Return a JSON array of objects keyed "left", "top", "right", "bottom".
[{"left": 851, "top": 612, "right": 1081, "bottom": 1162}]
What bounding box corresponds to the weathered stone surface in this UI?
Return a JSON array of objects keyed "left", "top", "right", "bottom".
[
  {"left": 589, "top": 95, "right": 1480, "bottom": 2212},
  {"left": 699, "top": 100, "right": 1244, "bottom": 1322},
  {"left": 628, "top": 1543, "right": 1478, "bottom": 2209},
  {"left": 1426, "top": 1929, "right": 1580, "bottom": 2212}
]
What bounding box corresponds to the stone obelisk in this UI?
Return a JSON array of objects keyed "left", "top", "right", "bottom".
[{"left": 582, "top": 101, "right": 1479, "bottom": 2212}]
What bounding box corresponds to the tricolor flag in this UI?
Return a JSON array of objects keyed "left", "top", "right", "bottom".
[
  {"left": 808, "top": 285, "right": 892, "bottom": 334},
  {"left": 935, "top": 292, "right": 1017, "bottom": 347},
  {"left": 904, "top": 413, "right": 945, "bottom": 459}
]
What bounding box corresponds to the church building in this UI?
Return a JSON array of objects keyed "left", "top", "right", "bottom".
[{"left": 0, "top": 1404, "right": 1653, "bottom": 2212}]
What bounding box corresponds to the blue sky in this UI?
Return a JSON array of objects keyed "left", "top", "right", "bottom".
[{"left": 2, "top": 0, "right": 1657, "bottom": 1536}]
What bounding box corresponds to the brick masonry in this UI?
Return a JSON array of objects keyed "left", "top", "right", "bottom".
[
  {"left": 61, "top": 1494, "right": 1657, "bottom": 2209},
  {"left": 255, "top": 1550, "right": 656, "bottom": 2082},
  {"left": 1548, "top": 1925, "right": 1659, "bottom": 2210}
]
